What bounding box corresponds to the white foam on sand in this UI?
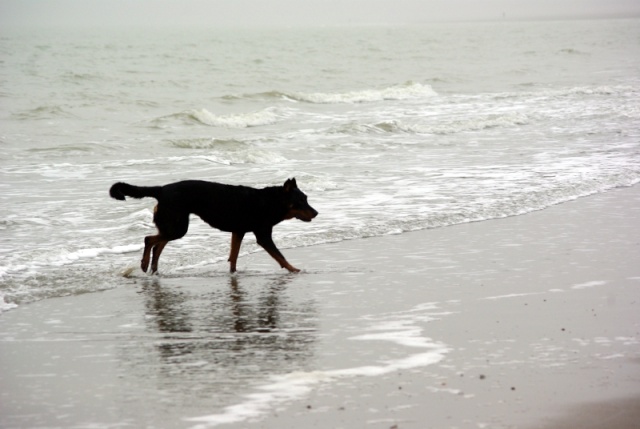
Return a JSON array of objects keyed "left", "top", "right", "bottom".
[
  {"left": 571, "top": 280, "right": 608, "bottom": 289},
  {"left": 483, "top": 292, "right": 546, "bottom": 300},
  {"left": 186, "top": 302, "right": 450, "bottom": 428}
]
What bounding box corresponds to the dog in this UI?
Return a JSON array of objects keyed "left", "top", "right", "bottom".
[{"left": 109, "top": 178, "right": 318, "bottom": 274}]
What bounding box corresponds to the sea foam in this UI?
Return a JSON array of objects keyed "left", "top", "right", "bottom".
[{"left": 285, "top": 82, "right": 438, "bottom": 104}]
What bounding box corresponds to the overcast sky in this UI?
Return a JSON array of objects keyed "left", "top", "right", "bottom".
[{"left": 2, "top": 0, "right": 639, "bottom": 29}]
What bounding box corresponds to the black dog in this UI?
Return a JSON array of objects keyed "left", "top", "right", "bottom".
[{"left": 109, "top": 178, "right": 318, "bottom": 274}]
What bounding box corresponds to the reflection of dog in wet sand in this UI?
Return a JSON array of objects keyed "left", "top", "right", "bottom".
[{"left": 109, "top": 178, "right": 318, "bottom": 274}]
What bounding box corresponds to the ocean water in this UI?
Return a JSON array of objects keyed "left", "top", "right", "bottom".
[{"left": 1, "top": 19, "right": 639, "bottom": 309}]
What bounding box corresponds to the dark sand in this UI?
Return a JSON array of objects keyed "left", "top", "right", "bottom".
[{"left": 1, "top": 186, "right": 639, "bottom": 429}]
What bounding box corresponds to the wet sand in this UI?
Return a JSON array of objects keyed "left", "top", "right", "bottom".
[{"left": 1, "top": 185, "right": 639, "bottom": 429}]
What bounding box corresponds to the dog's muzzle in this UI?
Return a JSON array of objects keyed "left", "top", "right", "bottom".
[{"left": 299, "top": 207, "right": 318, "bottom": 222}]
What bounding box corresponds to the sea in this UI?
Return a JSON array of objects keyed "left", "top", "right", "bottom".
[{"left": 1, "top": 19, "right": 639, "bottom": 311}]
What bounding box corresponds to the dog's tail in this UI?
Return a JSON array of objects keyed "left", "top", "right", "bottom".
[{"left": 109, "top": 182, "right": 162, "bottom": 201}]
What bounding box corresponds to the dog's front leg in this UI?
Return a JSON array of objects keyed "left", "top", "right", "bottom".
[{"left": 254, "top": 229, "right": 300, "bottom": 273}]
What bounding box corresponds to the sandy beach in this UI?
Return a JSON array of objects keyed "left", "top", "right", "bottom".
[{"left": 1, "top": 185, "right": 639, "bottom": 429}]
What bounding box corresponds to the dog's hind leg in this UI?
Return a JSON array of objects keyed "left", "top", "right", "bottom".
[
  {"left": 141, "top": 206, "right": 189, "bottom": 274},
  {"left": 142, "top": 235, "right": 163, "bottom": 273},
  {"left": 228, "top": 231, "right": 245, "bottom": 273}
]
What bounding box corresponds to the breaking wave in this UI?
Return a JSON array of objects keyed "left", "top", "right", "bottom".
[
  {"left": 228, "top": 82, "right": 438, "bottom": 104},
  {"left": 188, "top": 107, "right": 283, "bottom": 127},
  {"left": 150, "top": 107, "right": 286, "bottom": 129}
]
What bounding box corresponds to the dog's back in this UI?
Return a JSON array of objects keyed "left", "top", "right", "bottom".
[{"left": 159, "top": 180, "right": 289, "bottom": 232}]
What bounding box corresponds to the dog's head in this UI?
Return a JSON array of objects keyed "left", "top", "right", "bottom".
[{"left": 283, "top": 178, "right": 318, "bottom": 222}]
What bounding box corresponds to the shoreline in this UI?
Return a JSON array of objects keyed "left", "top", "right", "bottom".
[{"left": 1, "top": 185, "right": 639, "bottom": 428}]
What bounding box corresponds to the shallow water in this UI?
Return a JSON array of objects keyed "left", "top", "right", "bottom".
[
  {"left": 1, "top": 187, "right": 639, "bottom": 429},
  {"left": 1, "top": 19, "right": 639, "bottom": 307}
]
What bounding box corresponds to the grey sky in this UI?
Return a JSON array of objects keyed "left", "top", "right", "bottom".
[{"left": 2, "top": 0, "right": 639, "bottom": 29}]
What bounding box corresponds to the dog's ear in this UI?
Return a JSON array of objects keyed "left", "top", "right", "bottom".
[{"left": 284, "top": 178, "right": 297, "bottom": 192}]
